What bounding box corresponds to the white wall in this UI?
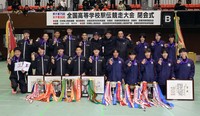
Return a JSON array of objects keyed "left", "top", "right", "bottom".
[{"left": 0, "top": 0, "right": 6, "bottom": 9}]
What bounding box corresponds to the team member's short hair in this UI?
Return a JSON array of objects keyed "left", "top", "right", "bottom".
[
  {"left": 112, "top": 49, "right": 120, "bottom": 53},
  {"left": 38, "top": 46, "right": 45, "bottom": 50},
  {"left": 179, "top": 48, "right": 187, "bottom": 53},
  {"left": 23, "top": 30, "right": 30, "bottom": 34},
  {"left": 129, "top": 51, "right": 137, "bottom": 55},
  {"left": 155, "top": 32, "right": 162, "bottom": 36},
  {"left": 144, "top": 48, "right": 151, "bottom": 53},
  {"left": 14, "top": 47, "right": 21, "bottom": 52},
  {"left": 54, "top": 30, "right": 60, "bottom": 33},
  {"left": 139, "top": 33, "right": 146, "bottom": 39},
  {"left": 57, "top": 45, "right": 64, "bottom": 50},
  {"left": 168, "top": 34, "right": 175, "bottom": 38},
  {"left": 161, "top": 48, "right": 169, "bottom": 54}
]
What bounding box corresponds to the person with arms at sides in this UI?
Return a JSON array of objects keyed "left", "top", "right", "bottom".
[
  {"left": 151, "top": 32, "right": 165, "bottom": 62},
  {"left": 34, "top": 32, "right": 50, "bottom": 56},
  {"left": 115, "top": 31, "right": 133, "bottom": 61},
  {"left": 69, "top": 46, "right": 87, "bottom": 76},
  {"left": 63, "top": 28, "right": 78, "bottom": 57},
  {"left": 106, "top": 49, "right": 125, "bottom": 82},
  {"left": 140, "top": 48, "right": 156, "bottom": 83},
  {"left": 88, "top": 47, "right": 105, "bottom": 76},
  {"left": 90, "top": 32, "right": 102, "bottom": 56},
  {"left": 156, "top": 49, "right": 175, "bottom": 95},
  {"left": 175, "top": 48, "right": 195, "bottom": 80},
  {"left": 7, "top": 47, "right": 27, "bottom": 94},
  {"left": 124, "top": 51, "right": 140, "bottom": 85},
  {"left": 51, "top": 45, "right": 70, "bottom": 76},
  {"left": 49, "top": 30, "right": 63, "bottom": 57},
  {"left": 164, "top": 34, "right": 177, "bottom": 63},
  {"left": 102, "top": 31, "right": 115, "bottom": 62},
  {"left": 134, "top": 33, "right": 149, "bottom": 61},
  {"left": 31, "top": 46, "right": 51, "bottom": 76},
  {"left": 79, "top": 33, "right": 91, "bottom": 58}
]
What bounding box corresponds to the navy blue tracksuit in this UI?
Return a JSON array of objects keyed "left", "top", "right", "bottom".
[
  {"left": 63, "top": 35, "right": 78, "bottom": 57},
  {"left": 34, "top": 39, "right": 51, "bottom": 56},
  {"left": 140, "top": 58, "right": 157, "bottom": 82},
  {"left": 124, "top": 59, "right": 140, "bottom": 85},
  {"left": 151, "top": 40, "right": 165, "bottom": 61},
  {"left": 49, "top": 38, "right": 63, "bottom": 57},
  {"left": 134, "top": 42, "right": 149, "bottom": 61},
  {"left": 156, "top": 58, "right": 175, "bottom": 85},
  {"left": 166, "top": 42, "right": 176, "bottom": 62},
  {"left": 79, "top": 40, "right": 91, "bottom": 58},
  {"left": 115, "top": 38, "right": 134, "bottom": 61},
  {"left": 175, "top": 58, "right": 195, "bottom": 80},
  {"left": 156, "top": 58, "right": 175, "bottom": 95},
  {"left": 107, "top": 57, "right": 125, "bottom": 82}
]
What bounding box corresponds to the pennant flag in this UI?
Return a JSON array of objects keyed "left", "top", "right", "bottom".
[
  {"left": 174, "top": 12, "right": 186, "bottom": 56},
  {"left": 6, "top": 18, "right": 16, "bottom": 58}
]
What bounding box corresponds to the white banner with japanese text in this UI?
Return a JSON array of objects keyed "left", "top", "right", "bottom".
[{"left": 46, "top": 11, "right": 161, "bottom": 26}]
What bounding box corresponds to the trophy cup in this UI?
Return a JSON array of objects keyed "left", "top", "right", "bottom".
[
  {"left": 37, "top": 79, "right": 45, "bottom": 94},
  {"left": 147, "top": 83, "right": 153, "bottom": 99},
  {"left": 52, "top": 80, "right": 61, "bottom": 97},
  {"left": 110, "top": 82, "right": 117, "bottom": 97},
  {"left": 130, "top": 84, "right": 135, "bottom": 97},
  {"left": 82, "top": 79, "right": 89, "bottom": 97},
  {"left": 66, "top": 79, "right": 72, "bottom": 97}
]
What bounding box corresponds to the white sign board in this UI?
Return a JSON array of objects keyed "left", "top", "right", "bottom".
[
  {"left": 167, "top": 80, "right": 194, "bottom": 100},
  {"left": 46, "top": 11, "right": 161, "bottom": 26}
]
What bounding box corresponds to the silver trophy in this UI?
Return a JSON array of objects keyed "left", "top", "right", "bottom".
[
  {"left": 110, "top": 82, "right": 117, "bottom": 96},
  {"left": 147, "top": 83, "right": 153, "bottom": 99},
  {"left": 66, "top": 79, "right": 72, "bottom": 97},
  {"left": 82, "top": 79, "right": 89, "bottom": 97},
  {"left": 37, "top": 79, "right": 45, "bottom": 94},
  {"left": 52, "top": 80, "right": 61, "bottom": 97}
]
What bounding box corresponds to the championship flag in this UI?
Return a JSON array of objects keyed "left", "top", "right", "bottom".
[
  {"left": 6, "top": 16, "right": 16, "bottom": 58},
  {"left": 174, "top": 12, "right": 186, "bottom": 56}
]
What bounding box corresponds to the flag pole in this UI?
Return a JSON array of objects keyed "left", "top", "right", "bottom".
[{"left": 174, "top": 11, "right": 179, "bottom": 58}]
